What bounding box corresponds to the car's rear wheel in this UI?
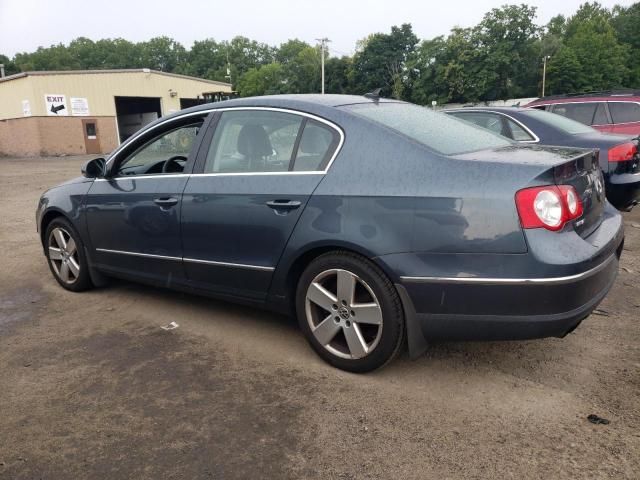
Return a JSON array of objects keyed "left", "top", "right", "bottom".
[
  {"left": 45, "top": 218, "right": 93, "bottom": 292},
  {"left": 296, "top": 251, "right": 404, "bottom": 372}
]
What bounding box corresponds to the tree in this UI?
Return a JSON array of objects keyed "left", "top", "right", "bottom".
[
  {"left": 546, "top": 46, "right": 584, "bottom": 94},
  {"left": 474, "top": 4, "right": 540, "bottom": 100},
  {"left": 351, "top": 24, "right": 418, "bottom": 99},
  {"left": 0, "top": 54, "right": 19, "bottom": 76},
  {"left": 139, "top": 36, "right": 187, "bottom": 72},
  {"left": 237, "top": 63, "right": 286, "bottom": 96}
]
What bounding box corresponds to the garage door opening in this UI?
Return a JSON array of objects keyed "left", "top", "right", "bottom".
[{"left": 115, "top": 96, "right": 162, "bottom": 143}]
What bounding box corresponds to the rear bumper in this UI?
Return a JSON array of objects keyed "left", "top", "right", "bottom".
[
  {"left": 401, "top": 251, "right": 619, "bottom": 342},
  {"left": 381, "top": 203, "right": 624, "bottom": 347}
]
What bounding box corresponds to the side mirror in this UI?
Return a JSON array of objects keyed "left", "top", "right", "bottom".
[{"left": 82, "top": 157, "right": 106, "bottom": 178}]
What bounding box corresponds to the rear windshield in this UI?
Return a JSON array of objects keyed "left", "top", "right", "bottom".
[
  {"left": 343, "top": 102, "right": 512, "bottom": 155},
  {"left": 522, "top": 108, "right": 595, "bottom": 135}
]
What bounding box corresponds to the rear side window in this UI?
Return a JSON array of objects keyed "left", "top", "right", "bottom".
[
  {"left": 506, "top": 119, "right": 535, "bottom": 141},
  {"left": 344, "top": 103, "right": 512, "bottom": 155},
  {"left": 204, "top": 110, "right": 302, "bottom": 173},
  {"left": 552, "top": 103, "right": 598, "bottom": 125},
  {"left": 293, "top": 120, "right": 339, "bottom": 171},
  {"left": 609, "top": 102, "right": 640, "bottom": 124},
  {"left": 523, "top": 109, "right": 594, "bottom": 135}
]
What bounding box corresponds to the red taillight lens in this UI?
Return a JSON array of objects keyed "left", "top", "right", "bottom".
[
  {"left": 515, "top": 185, "right": 582, "bottom": 231},
  {"left": 608, "top": 142, "right": 637, "bottom": 162}
]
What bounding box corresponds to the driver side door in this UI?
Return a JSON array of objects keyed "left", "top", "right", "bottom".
[{"left": 85, "top": 113, "right": 211, "bottom": 285}]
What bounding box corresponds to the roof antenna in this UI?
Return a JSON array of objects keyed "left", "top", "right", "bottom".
[{"left": 364, "top": 88, "right": 382, "bottom": 101}]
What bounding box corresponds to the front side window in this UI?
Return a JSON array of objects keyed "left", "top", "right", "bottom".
[
  {"left": 551, "top": 102, "right": 597, "bottom": 125},
  {"left": 204, "top": 110, "right": 339, "bottom": 173},
  {"left": 344, "top": 103, "right": 512, "bottom": 155},
  {"left": 609, "top": 102, "right": 640, "bottom": 124},
  {"left": 116, "top": 121, "right": 204, "bottom": 176}
]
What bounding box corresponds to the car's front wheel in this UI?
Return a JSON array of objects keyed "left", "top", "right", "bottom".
[
  {"left": 296, "top": 251, "right": 405, "bottom": 372},
  {"left": 45, "top": 217, "right": 93, "bottom": 292}
]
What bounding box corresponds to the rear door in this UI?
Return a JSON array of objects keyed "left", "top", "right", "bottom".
[{"left": 180, "top": 108, "right": 342, "bottom": 301}]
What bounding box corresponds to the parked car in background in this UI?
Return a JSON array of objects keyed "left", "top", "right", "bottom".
[
  {"left": 37, "top": 95, "right": 624, "bottom": 372},
  {"left": 525, "top": 91, "right": 640, "bottom": 136},
  {"left": 445, "top": 106, "right": 640, "bottom": 211}
]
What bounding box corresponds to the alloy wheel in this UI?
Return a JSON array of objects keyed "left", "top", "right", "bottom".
[
  {"left": 48, "top": 227, "right": 80, "bottom": 284},
  {"left": 305, "top": 268, "right": 383, "bottom": 360}
]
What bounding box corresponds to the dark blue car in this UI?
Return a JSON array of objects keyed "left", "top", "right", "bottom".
[
  {"left": 37, "top": 95, "right": 624, "bottom": 372},
  {"left": 445, "top": 106, "right": 640, "bottom": 211}
]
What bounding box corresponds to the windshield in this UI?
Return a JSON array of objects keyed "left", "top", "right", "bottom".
[
  {"left": 522, "top": 108, "right": 595, "bottom": 135},
  {"left": 343, "top": 102, "right": 512, "bottom": 155}
]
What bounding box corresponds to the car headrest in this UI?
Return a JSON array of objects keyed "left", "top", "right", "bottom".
[{"left": 237, "top": 124, "right": 272, "bottom": 158}]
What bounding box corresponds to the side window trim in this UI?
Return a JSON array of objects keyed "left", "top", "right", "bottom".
[
  {"left": 288, "top": 117, "right": 308, "bottom": 171},
  {"left": 106, "top": 112, "right": 215, "bottom": 178},
  {"left": 191, "top": 107, "right": 344, "bottom": 175}
]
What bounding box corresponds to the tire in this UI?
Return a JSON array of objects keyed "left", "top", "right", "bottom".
[
  {"left": 296, "top": 251, "right": 405, "bottom": 373},
  {"left": 44, "top": 217, "right": 93, "bottom": 292}
]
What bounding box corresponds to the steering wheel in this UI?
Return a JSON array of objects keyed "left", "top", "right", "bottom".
[{"left": 162, "top": 155, "right": 188, "bottom": 173}]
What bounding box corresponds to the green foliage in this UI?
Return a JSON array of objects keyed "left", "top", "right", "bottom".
[
  {"left": 237, "top": 63, "right": 286, "bottom": 97},
  {"left": 3, "top": 2, "right": 640, "bottom": 100},
  {"left": 351, "top": 24, "right": 418, "bottom": 99}
]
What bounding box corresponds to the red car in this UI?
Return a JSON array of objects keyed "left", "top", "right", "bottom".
[{"left": 525, "top": 91, "right": 640, "bottom": 136}]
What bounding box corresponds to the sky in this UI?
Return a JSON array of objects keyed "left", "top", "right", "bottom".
[{"left": 0, "top": 0, "right": 636, "bottom": 58}]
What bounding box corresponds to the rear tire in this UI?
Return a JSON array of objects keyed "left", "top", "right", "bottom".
[
  {"left": 296, "top": 251, "right": 404, "bottom": 373},
  {"left": 44, "top": 217, "right": 93, "bottom": 292}
]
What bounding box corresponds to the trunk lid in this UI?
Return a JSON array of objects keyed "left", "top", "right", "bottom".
[
  {"left": 453, "top": 145, "right": 605, "bottom": 238},
  {"left": 553, "top": 148, "right": 605, "bottom": 237}
]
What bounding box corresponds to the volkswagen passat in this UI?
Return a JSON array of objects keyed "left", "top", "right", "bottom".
[{"left": 37, "top": 95, "right": 624, "bottom": 372}]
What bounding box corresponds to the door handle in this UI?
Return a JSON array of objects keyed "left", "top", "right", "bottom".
[
  {"left": 266, "top": 200, "right": 301, "bottom": 211},
  {"left": 154, "top": 197, "right": 179, "bottom": 208}
]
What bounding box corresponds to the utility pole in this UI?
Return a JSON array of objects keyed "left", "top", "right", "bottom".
[
  {"left": 225, "top": 51, "right": 232, "bottom": 87},
  {"left": 316, "top": 38, "right": 330, "bottom": 94},
  {"left": 541, "top": 55, "right": 551, "bottom": 98}
]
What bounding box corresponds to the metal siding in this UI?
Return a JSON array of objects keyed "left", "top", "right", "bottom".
[{"left": 0, "top": 71, "right": 232, "bottom": 120}]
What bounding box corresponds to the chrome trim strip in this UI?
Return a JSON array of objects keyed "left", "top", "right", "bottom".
[
  {"left": 400, "top": 254, "right": 616, "bottom": 285},
  {"left": 105, "top": 106, "right": 345, "bottom": 175},
  {"left": 95, "top": 248, "right": 275, "bottom": 272},
  {"left": 182, "top": 257, "right": 275, "bottom": 271},
  {"left": 95, "top": 248, "right": 182, "bottom": 261}
]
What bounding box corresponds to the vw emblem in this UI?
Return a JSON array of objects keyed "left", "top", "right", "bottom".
[{"left": 594, "top": 176, "right": 604, "bottom": 199}]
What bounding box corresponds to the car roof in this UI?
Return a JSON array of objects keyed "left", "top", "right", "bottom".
[
  {"left": 179, "top": 94, "right": 400, "bottom": 115},
  {"left": 526, "top": 94, "right": 640, "bottom": 106},
  {"left": 444, "top": 106, "right": 531, "bottom": 113}
]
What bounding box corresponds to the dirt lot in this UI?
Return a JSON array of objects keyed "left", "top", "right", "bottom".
[{"left": 0, "top": 155, "right": 638, "bottom": 480}]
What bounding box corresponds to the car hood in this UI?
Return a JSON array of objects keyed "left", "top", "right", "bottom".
[{"left": 43, "top": 176, "right": 93, "bottom": 194}]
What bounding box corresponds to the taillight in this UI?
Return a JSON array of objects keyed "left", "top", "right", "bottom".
[
  {"left": 515, "top": 185, "right": 583, "bottom": 231},
  {"left": 608, "top": 142, "right": 637, "bottom": 162}
]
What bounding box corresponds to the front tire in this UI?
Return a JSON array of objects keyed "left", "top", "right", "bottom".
[
  {"left": 45, "top": 217, "right": 93, "bottom": 292},
  {"left": 296, "top": 251, "right": 405, "bottom": 373}
]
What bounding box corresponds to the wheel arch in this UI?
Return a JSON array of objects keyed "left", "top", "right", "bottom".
[
  {"left": 273, "top": 241, "right": 402, "bottom": 315},
  {"left": 39, "top": 208, "right": 69, "bottom": 250}
]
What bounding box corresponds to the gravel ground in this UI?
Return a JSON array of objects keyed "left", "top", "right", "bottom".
[{"left": 0, "top": 155, "right": 639, "bottom": 480}]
